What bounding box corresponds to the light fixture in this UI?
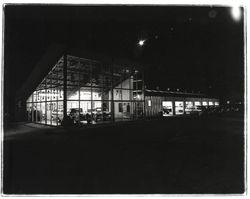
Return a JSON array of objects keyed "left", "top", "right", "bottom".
[
  {"left": 231, "top": 6, "right": 241, "bottom": 21},
  {"left": 138, "top": 39, "right": 145, "bottom": 46}
]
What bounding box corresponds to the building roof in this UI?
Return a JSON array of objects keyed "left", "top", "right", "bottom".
[
  {"left": 15, "top": 44, "right": 143, "bottom": 102},
  {"left": 145, "top": 89, "right": 207, "bottom": 98}
]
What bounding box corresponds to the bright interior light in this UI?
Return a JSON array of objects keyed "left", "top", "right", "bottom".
[{"left": 231, "top": 7, "right": 241, "bottom": 21}]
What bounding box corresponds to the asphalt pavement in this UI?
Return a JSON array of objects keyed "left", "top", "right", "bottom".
[{"left": 2, "top": 113, "right": 245, "bottom": 194}]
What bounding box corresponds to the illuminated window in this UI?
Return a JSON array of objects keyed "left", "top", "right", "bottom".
[
  {"left": 194, "top": 101, "right": 201, "bottom": 106},
  {"left": 175, "top": 101, "right": 184, "bottom": 115},
  {"left": 209, "top": 102, "right": 214, "bottom": 106},
  {"left": 26, "top": 54, "right": 144, "bottom": 126},
  {"left": 162, "top": 101, "right": 173, "bottom": 116},
  {"left": 163, "top": 101, "right": 172, "bottom": 107},
  {"left": 202, "top": 101, "right": 208, "bottom": 106},
  {"left": 148, "top": 100, "right": 151, "bottom": 107}
]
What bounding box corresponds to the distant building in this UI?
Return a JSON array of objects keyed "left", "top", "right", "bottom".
[
  {"left": 15, "top": 45, "right": 219, "bottom": 126},
  {"left": 145, "top": 89, "right": 219, "bottom": 117}
]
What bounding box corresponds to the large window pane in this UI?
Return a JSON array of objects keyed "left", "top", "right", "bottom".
[
  {"left": 40, "top": 102, "right": 46, "bottom": 124},
  {"left": 67, "top": 101, "right": 80, "bottom": 123},
  {"left": 80, "top": 87, "right": 91, "bottom": 100},
  {"left": 185, "top": 101, "right": 194, "bottom": 114},
  {"left": 67, "top": 86, "right": 79, "bottom": 100},
  {"left": 79, "top": 101, "right": 92, "bottom": 124},
  {"left": 114, "top": 89, "right": 122, "bottom": 100},
  {"left": 162, "top": 101, "right": 173, "bottom": 116},
  {"left": 175, "top": 101, "right": 184, "bottom": 115}
]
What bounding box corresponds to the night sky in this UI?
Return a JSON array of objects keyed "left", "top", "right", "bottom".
[{"left": 4, "top": 5, "right": 245, "bottom": 105}]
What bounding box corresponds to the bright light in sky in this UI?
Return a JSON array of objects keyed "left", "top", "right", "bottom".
[
  {"left": 138, "top": 39, "right": 145, "bottom": 46},
  {"left": 231, "top": 7, "right": 241, "bottom": 21}
]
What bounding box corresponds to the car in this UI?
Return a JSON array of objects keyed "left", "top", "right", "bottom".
[
  {"left": 103, "top": 110, "right": 112, "bottom": 121},
  {"left": 185, "top": 107, "right": 196, "bottom": 114},
  {"left": 184, "top": 106, "right": 203, "bottom": 116},
  {"left": 51, "top": 109, "right": 64, "bottom": 123},
  {"left": 162, "top": 108, "right": 173, "bottom": 116},
  {"left": 69, "top": 108, "right": 84, "bottom": 122},
  {"left": 87, "top": 108, "right": 112, "bottom": 121}
]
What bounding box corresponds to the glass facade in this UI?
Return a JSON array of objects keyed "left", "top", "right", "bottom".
[{"left": 26, "top": 55, "right": 144, "bottom": 126}]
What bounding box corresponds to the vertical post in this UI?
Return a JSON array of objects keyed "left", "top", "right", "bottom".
[
  {"left": 90, "top": 60, "right": 93, "bottom": 123},
  {"left": 56, "top": 65, "right": 59, "bottom": 126},
  {"left": 111, "top": 59, "right": 115, "bottom": 123},
  {"left": 142, "top": 66, "right": 146, "bottom": 119},
  {"left": 172, "top": 100, "right": 176, "bottom": 115},
  {"left": 135, "top": 69, "right": 137, "bottom": 119},
  {"left": 78, "top": 58, "right": 81, "bottom": 124},
  {"left": 63, "top": 54, "right": 67, "bottom": 120},
  {"left": 50, "top": 80, "right": 52, "bottom": 125},
  {"left": 120, "top": 66, "right": 123, "bottom": 121},
  {"left": 129, "top": 73, "right": 132, "bottom": 119},
  {"left": 31, "top": 93, "right": 34, "bottom": 122},
  {"left": 45, "top": 80, "right": 47, "bottom": 125},
  {"left": 183, "top": 99, "right": 186, "bottom": 115}
]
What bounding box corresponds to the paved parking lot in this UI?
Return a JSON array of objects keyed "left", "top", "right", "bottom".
[{"left": 3, "top": 114, "right": 245, "bottom": 194}]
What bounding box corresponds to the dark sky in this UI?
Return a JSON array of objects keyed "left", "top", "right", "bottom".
[{"left": 4, "top": 5, "right": 245, "bottom": 102}]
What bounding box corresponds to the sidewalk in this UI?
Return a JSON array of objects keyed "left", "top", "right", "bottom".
[{"left": 3, "top": 122, "right": 55, "bottom": 138}]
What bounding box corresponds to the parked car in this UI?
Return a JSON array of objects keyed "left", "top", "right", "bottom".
[
  {"left": 188, "top": 106, "right": 203, "bottom": 116},
  {"left": 162, "top": 108, "right": 173, "bottom": 116},
  {"left": 87, "top": 108, "right": 112, "bottom": 121},
  {"left": 103, "top": 110, "right": 112, "bottom": 121},
  {"left": 51, "top": 109, "right": 64, "bottom": 123},
  {"left": 69, "top": 108, "right": 84, "bottom": 122}
]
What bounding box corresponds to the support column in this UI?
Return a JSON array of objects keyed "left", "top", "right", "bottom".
[
  {"left": 142, "top": 67, "right": 146, "bottom": 119},
  {"left": 172, "top": 100, "right": 176, "bottom": 115},
  {"left": 45, "top": 79, "right": 47, "bottom": 125},
  {"left": 111, "top": 59, "right": 115, "bottom": 123},
  {"left": 183, "top": 99, "right": 186, "bottom": 115},
  {"left": 90, "top": 60, "right": 93, "bottom": 121},
  {"left": 63, "top": 54, "right": 67, "bottom": 120},
  {"left": 192, "top": 101, "right": 195, "bottom": 108},
  {"left": 31, "top": 93, "right": 34, "bottom": 122}
]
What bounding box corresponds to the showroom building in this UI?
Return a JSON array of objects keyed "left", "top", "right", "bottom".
[
  {"left": 23, "top": 46, "right": 145, "bottom": 126},
  {"left": 16, "top": 45, "right": 219, "bottom": 126}
]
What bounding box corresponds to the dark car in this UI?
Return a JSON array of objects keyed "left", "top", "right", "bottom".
[
  {"left": 69, "top": 108, "right": 84, "bottom": 122},
  {"left": 51, "top": 109, "right": 64, "bottom": 123},
  {"left": 87, "top": 108, "right": 111, "bottom": 121},
  {"left": 162, "top": 108, "right": 173, "bottom": 116}
]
